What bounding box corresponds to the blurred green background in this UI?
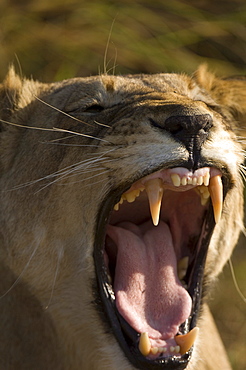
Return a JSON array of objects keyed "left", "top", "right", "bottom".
[{"left": 0, "top": 0, "right": 245, "bottom": 369}]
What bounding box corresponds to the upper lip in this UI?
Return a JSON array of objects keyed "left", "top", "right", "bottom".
[{"left": 94, "top": 164, "right": 227, "bottom": 369}]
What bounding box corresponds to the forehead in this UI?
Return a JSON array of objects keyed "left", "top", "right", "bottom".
[
  {"left": 84, "top": 73, "right": 193, "bottom": 94},
  {"left": 60, "top": 73, "right": 208, "bottom": 107}
]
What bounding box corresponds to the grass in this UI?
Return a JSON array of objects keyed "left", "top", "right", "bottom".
[
  {"left": 0, "top": 0, "right": 246, "bottom": 368},
  {"left": 1, "top": 0, "right": 246, "bottom": 80}
]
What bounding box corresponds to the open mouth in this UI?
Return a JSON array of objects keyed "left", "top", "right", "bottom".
[{"left": 94, "top": 166, "right": 224, "bottom": 369}]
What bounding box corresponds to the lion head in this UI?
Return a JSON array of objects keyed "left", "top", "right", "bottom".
[{"left": 0, "top": 66, "right": 245, "bottom": 369}]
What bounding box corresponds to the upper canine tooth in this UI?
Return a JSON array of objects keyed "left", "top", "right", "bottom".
[
  {"left": 139, "top": 332, "right": 151, "bottom": 357},
  {"left": 175, "top": 327, "right": 199, "bottom": 355},
  {"left": 171, "top": 174, "right": 181, "bottom": 187},
  {"left": 145, "top": 178, "right": 164, "bottom": 226},
  {"left": 208, "top": 175, "right": 223, "bottom": 224}
]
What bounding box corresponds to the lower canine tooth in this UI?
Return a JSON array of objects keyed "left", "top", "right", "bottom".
[
  {"left": 145, "top": 178, "right": 164, "bottom": 226},
  {"left": 208, "top": 175, "right": 223, "bottom": 224},
  {"left": 139, "top": 332, "right": 151, "bottom": 357},
  {"left": 175, "top": 327, "right": 199, "bottom": 355}
]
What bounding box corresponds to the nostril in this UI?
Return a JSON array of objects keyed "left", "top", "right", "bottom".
[
  {"left": 203, "top": 117, "right": 213, "bottom": 132},
  {"left": 149, "top": 118, "right": 184, "bottom": 135},
  {"left": 166, "top": 122, "right": 184, "bottom": 135},
  {"left": 164, "top": 114, "right": 213, "bottom": 136}
]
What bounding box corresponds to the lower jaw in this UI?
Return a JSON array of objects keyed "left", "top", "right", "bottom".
[{"left": 94, "top": 219, "right": 213, "bottom": 369}]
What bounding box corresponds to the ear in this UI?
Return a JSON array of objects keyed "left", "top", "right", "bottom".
[
  {"left": 0, "top": 66, "right": 23, "bottom": 124},
  {"left": 194, "top": 64, "right": 246, "bottom": 126}
]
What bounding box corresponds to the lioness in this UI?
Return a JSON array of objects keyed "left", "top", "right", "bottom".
[{"left": 0, "top": 66, "right": 245, "bottom": 370}]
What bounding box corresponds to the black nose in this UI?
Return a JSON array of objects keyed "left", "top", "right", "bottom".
[
  {"left": 164, "top": 114, "right": 213, "bottom": 167},
  {"left": 164, "top": 114, "right": 212, "bottom": 142}
]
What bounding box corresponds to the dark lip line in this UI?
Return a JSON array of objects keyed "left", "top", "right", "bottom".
[{"left": 94, "top": 163, "right": 229, "bottom": 370}]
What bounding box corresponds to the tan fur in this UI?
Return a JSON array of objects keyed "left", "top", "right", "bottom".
[{"left": 0, "top": 66, "right": 245, "bottom": 369}]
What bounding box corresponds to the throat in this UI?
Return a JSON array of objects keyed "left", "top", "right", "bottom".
[{"left": 106, "top": 220, "right": 192, "bottom": 346}]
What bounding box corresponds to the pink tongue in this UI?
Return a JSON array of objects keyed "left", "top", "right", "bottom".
[{"left": 106, "top": 220, "right": 192, "bottom": 341}]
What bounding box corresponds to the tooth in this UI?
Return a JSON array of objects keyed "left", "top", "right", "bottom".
[
  {"left": 187, "top": 177, "right": 193, "bottom": 185},
  {"left": 125, "top": 190, "right": 138, "bottom": 203},
  {"left": 158, "top": 347, "right": 167, "bottom": 353},
  {"left": 139, "top": 332, "right": 151, "bottom": 357},
  {"left": 175, "top": 327, "right": 199, "bottom": 355},
  {"left": 175, "top": 345, "right": 180, "bottom": 353},
  {"left": 171, "top": 174, "right": 181, "bottom": 187},
  {"left": 192, "top": 177, "right": 197, "bottom": 186},
  {"left": 113, "top": 193, "right": 126, "bottom": 211},
  {"left": 114, "top": 203, "right": 120, "bottom": 211},
  {"left": 145, "top": 178, "right": 164, "bottom": 226},
  {"left": 181, "top": 177, "right": 187, "bottom": 186},
  {"left": 197, "top": 176, "right": 203, "bottom": 185},
  {"left": 203, "top": 188, "right": 210, "bottom": 198},
  {"left": 177, "top": 256, "right": 189, "bottom": 280},
  {"left": 204, "top": 172, "right": 210, "bottom": 186},
  {"left": 201, "top": 186, "right": 210, "bottom": 206},
  {"left": 208, "top": 175, "right": 223, "bottom": 223},
  {"left": 200, "top": 196, "right": 208, "bottom": 206},
  {"left": 151, "top": 347, "right": 158, "bottom": 355},
  {"left": 170, "top": 346, "right": 175, "bottom": 353},
  {"left": 196, "top": 185, "right": 210, "bottom": 206}
]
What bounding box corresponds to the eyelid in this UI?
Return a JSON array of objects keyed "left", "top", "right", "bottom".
[{"left": 83, "top": 104, "right": 104, "bottom": 113}]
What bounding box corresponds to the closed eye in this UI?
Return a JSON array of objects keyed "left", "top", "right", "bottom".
[{"left": 83, "top": 104, "right": 104, "bottom": 114}]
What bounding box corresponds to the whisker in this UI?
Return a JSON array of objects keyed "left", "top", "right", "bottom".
[
  {"left": 93, "top": 120, "right": 110, "bottom": 128},
  {"left": 33, "top": 152, "right": 117, "bottom": 192},
  {"left": 0, "top": 240, "right": 40, "bottom": 300},
  {"left": 35, "top": 163, "right": 110, "bottom": 193},
  {"left": 0, "top": 118, "right": 57, "bottom": 132},
  {"left": 52, "top": 127, "right": 110, "bottom": 143},
  {"left": 103, "top": 18, "right": 116, "bottom": 75},
  {"left": 42, "top": 142, "right": 100, "bottom": 148},
  {"left": 82, "top": 176, "right": 110, "bottom": 189},
  {"left": 34, "top": 96, "right": 110, "bottom": 129},
  {"left": 45, "top": 246, "right": 64, "bottom": 310},
  {"left": 34, "top": 95, "right": 93, "bottom": 127},
  {"left": 54, "top": 170, "right": 109, "bottom": 187},
  {"left": 44, "top": 135, "right": 76, "bottom": 143},
  {"left": 0, "top": 118, "right": 110, "bottom": 144},
  {"left": 5, "top": 148, "right": 118, "bottom": 192},
  {"left": 228, "top": 258, "right": 246, "bottom": 304}
]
